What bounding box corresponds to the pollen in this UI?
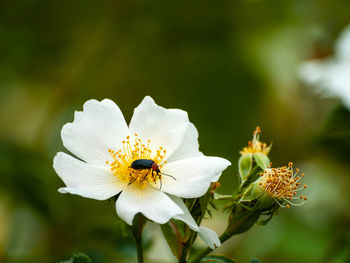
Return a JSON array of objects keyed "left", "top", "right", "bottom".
[
  {"left": 258, "top": 162, "right": 308, "bottom": 208},
  {"left": 240, "top": 126, "right": 271, "bottom": 155},
  {"left": 106, "top": 134, "right": 167, "bottom": 189}
]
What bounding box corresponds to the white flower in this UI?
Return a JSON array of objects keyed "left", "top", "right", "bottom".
[
  {"left": 53, "top": 96, "right": 230, "bottom": 248},
  {"left": 299, "top": 24, "right": 350, "bottom": 109}
]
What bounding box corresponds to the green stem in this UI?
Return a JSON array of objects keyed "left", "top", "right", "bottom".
[
  {"left": 178, "top": 241, "right": 190, "bottom": 263},
  {"left": 178, "top": 218, "right": 197, "bottom": 263},
  {"left": 131, "top": 215, "right": 145, "bottom": 263},
  {"left": 134, "top": 233, "right": 144, "bottom": 263}
]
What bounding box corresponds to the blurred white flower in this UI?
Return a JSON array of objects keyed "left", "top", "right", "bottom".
[
  {"left": 53, "top": 96, "right": 230, "bottom": 247},
  {"left": 299, "top": 24, "right": 350, "bottom": 109}
]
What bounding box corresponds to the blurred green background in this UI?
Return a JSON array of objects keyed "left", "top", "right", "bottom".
[{"left": 1, "top": 0, "right": 350, "bottom": 262}]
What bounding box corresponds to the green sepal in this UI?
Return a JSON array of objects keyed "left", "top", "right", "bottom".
[
  {"left": 254, "top": 192, "right": 275, "bottom": 211},
  {"left": 226, "top": 205, "right": 260, "bottom": 235},
  {"left": 238, "top": 153, "right": 253, "bottom": 181},
  {"left": 199, "top": 192, "right": 211, "bottom": 218},
  {"left": 253, "top": 153, "right": 270, "bottom": 170},
  {"left": 241, "top": 181, "right": 276, "bottom": 211},
  {"left": 200, "top": 255, "right": 238, "bottom": 263},
  {"left": 240, "top": 182, "right": 264, "bottom": 202},
  {"left": 58, "top": 253, "right": 91, "bottom": 263},
  {"left": 214, "top": 193, "right": 233, "bottom": 200},
  {"left": 256, "top": 207, "right": 278, "bottom": 225}
]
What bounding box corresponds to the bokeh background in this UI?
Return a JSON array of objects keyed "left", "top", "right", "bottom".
[{"left": 1, "top": 0, "right": 350, "bottom": 262}]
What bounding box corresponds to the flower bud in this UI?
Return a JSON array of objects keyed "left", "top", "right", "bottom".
[{"left": 240, "top": 127, "right": 271, "bottom": 171}]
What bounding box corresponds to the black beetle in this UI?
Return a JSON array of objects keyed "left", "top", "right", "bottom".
[{"left": 129, "top": 159, "right": 175, "bottom": 189}]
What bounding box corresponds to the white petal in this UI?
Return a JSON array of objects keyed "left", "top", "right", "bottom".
[
  {"left": 53, "top": 152, "right": 124, "bottom": 200},
  {"left": 198, "top": 227, "right": 221, "bottom": 249},
  {"left": 299, "top": 60, "right": 332, "bottom": 89},
  {"left": 116, "top": 185, "right": 183, "bottom": 225},
  {"left": 61, "top": 99, "right": 129, "bottom": 165},
  {"left": 166, "top": 122, "right": 204, "bottom": 163},
  {"left": 299, "top": 23, "right": 350, "bottom": 111},
  {"left": 171, "top": 196, "right": 199, "bottom": 231},
  {"left": 129, "top": 96, "right": 189, "bottom": 158},
  {"left": 171, "top": 196, "right": 220, "bottom": 249},
  {"left": 299, "top": 60, "right": 350, "bottom": 109},
  {"left": 335, "top": 23, "right": 350, "bottom": 60},
  {"left": 159, "top": 156, "right": 231, "bottom": 198}
]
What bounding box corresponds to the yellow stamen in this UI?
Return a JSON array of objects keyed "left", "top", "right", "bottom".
[
  {"left": 258, "top": 162, "right": 307, "bottom": 208},
  {"left": 240, "top": 126, "right": 271, "bottom": 155}
]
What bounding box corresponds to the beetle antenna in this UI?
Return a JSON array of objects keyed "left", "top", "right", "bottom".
[
  {"left": 159, "top": 179, "right": 162, "bottom": 191},
  {"left": 161, "top": 173, "right": 176, "bottom": 181}
]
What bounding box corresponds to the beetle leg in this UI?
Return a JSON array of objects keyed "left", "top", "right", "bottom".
[
  {"left": 128, "top": 178, "right": 136, "bottom": 185},
  {"left": 140, "top": 169, "right": 150, "bottom": 182},
  {"left": 151, "top": 169, "right": 157, "bottom": 183}
]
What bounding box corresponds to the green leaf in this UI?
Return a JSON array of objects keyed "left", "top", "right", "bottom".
[
  {"left": 249, "top": 258, "right": 262, "bottom": 263},
  {"left": 59, "top": 253, "right": 92, "bottom": 263},
  {"left": 160, "top": 221, "right": 182, "bottom": 259},
  {"left": 200, "top": 255, "right": 238, "bottom": 263},
  {"left": 253, "top": 153, "right": 269, "bottom": 170},
  {"left": 238, "top": 153, "right": 253, "bottom": 180}
]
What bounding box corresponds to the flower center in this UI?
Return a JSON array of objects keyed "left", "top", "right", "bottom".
[
  {"left": 258, "top": 162, "right": 307, "bottom": 206},
  {"left": 106, "top": 134, "right": 167, "bottom": 189}
]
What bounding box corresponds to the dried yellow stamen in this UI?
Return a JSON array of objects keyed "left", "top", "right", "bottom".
[
  {"left": 210, "top": 182, "right": 221, "bottom": 194},
  {"left": 107, "top": 134, "right": 167, "bottom": 189},
  {"left": 258, "top": 162, "right": 307, "bottom": 208},
  {"left": 240, "top": 126, "right": 271, "bottom": 155}
]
